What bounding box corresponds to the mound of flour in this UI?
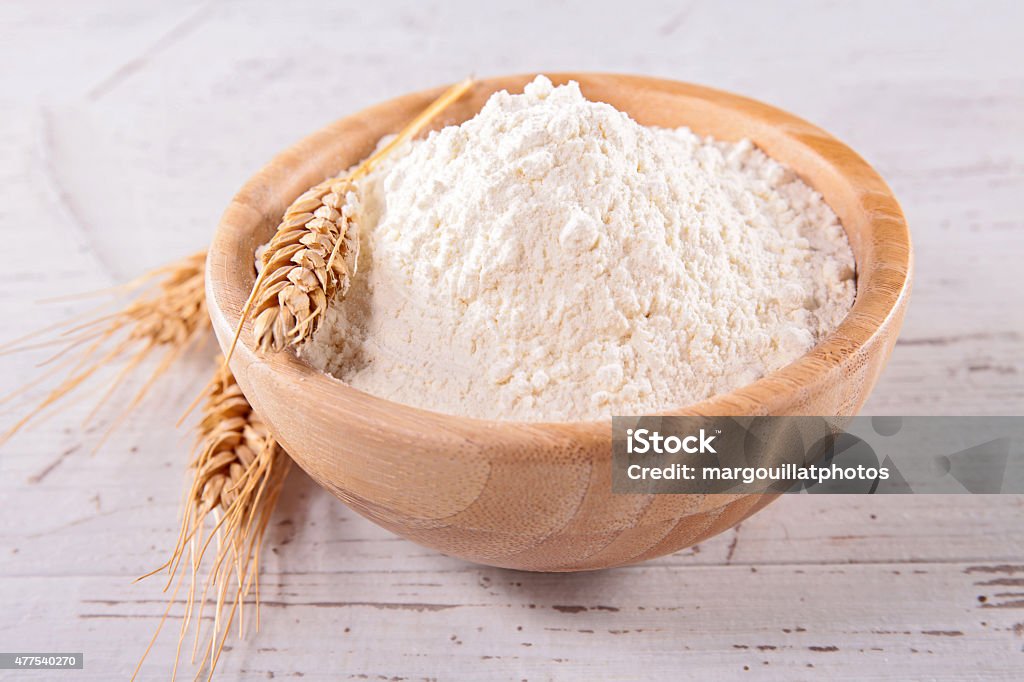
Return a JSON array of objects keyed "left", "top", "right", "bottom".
[{"left": 302, "top": 76, "right": 855, "bottom": 421}]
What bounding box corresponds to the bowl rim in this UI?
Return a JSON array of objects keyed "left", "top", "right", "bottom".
[{"left": 207, "top": 72, "right": 912, "bottom": 430}]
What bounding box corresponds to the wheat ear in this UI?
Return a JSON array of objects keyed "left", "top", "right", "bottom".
[
  {"left": 0, "top": 251, "right": 209, "bottom": 447},
  {"left": 134, "top": 357, "right": 290, "bottom": 681},
  {"left": 224, "top": 77, "right": 474, "bottom": 360}
]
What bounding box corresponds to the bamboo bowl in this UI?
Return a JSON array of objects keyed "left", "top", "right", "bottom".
[{"left": 207, "top": 74, "right": 912, "bottom": 572}]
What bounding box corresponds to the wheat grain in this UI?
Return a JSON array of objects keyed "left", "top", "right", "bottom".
[
  {"left": 134, "top": 357, "right": 290, "bottom": 681},
  {"left": 227, "top": 77, "right": 474, "bottom": 358},
  {"left": 250, "top": 178, "right": 359, "bottom": 352},
  {"left": 0, "top": 251, "right": 209, "bottom": 446}
]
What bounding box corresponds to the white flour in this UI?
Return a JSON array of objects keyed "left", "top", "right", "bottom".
[{"left": 301, "top": 76, "right": 856, "bottom": 421}]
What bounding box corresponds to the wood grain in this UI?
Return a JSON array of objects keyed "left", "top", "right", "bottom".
[{"left": 206, "top": 74, "right": 912, "bottom": 571}]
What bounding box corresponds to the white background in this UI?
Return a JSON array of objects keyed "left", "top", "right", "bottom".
[{"left": 1, "top": 1, "right": 1022, "bottom": 679}]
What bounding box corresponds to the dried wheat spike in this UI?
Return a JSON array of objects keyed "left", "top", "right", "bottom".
[
  {"left": 233, "top": 77, "right": 474, "bottom": 357},
  {"left": 250, "top": 178, "right": 359, "bottom": 352},
  {"left": 0, "top": 250, "right": 209, "bottom": 446},
  {"left": 190, "top": 362, "right": 286, "bottom": 521},
  {"left": 126, "top": 252, "right": 208, "bottom": 346},
  {"left": 134, "top": 357, "right": 290, "bottom": 681}
]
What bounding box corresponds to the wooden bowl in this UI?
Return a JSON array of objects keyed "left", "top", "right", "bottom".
[{"left": 206, "top": 74, "right": 912, "bottom": 572}]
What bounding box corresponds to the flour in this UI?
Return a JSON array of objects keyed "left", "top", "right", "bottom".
[{"left": 300, "top": 76, "right": 856, "bottom": 421}]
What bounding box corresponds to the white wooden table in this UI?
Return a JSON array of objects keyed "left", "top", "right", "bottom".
[{"left": 1, "top": 1, "right": 1022, "bottom": 679}]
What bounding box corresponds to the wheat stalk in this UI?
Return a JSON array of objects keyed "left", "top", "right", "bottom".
[
  {"left": 135, "top": 357, "right": 290, "bottom": 682},
  {"left": 225, "top": 77, "right": 474, "bottom": 359},
  {"left": 0, "top": 251, "right": 209, "bottom": 447}
]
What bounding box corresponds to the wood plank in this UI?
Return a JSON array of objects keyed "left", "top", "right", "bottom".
[{"left": 2, "top": 561, "right": 1021, "bottom": 680}]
